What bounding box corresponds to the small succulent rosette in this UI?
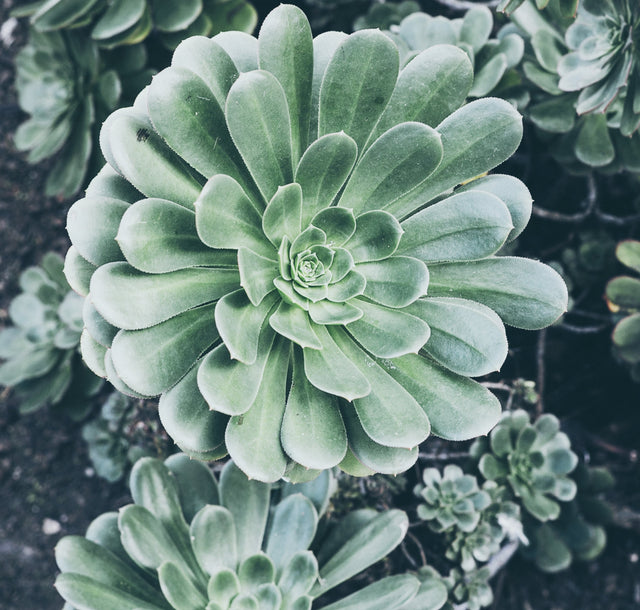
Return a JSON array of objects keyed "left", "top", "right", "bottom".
[
  {"left": 0, "top": 252, "right": 101, "bottom": 419},
  {"left": 19, "top": 0, "right": 258, "bottom": 51},
  {"left": 471, "top": 410, "right": 578, "bottom": 522},
  {"left": 442, "top": 566, "right": 493, "bottom": 610},
  {"left": 388, "top": 6, "right": 525, "bottom": 102},
  {"left": 510, "top": 0, "right": 640, "bottom": 172},
  {"left": 606, "top": 240, "right": 640, "bottom": 378},
  {"left": 55, "top": 455, "right": 448, "bottom": 610},
  {"left": 522, "top": 463, "right": 614, "bottom": 572},
  {"left": 66, "top": 4, "right": 567, "bottom": 482},
  {"left": 415, "top": 465, "right": 491, "bottom": 534}
]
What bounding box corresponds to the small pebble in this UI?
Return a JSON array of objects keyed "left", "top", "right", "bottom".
[
  {"left": 630, "top": 553, "right": 638, "bottom": 563},
  {"left": 42, "top": 518, "right": 61, "bottom": 536}
]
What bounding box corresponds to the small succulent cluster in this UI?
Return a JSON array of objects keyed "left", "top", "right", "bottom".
[
  {"left": 13, "top": 0, "right": 257, "bottom": 196},
  {"left": 387, "top": 6, "right": 525, "bottom": 102},
  {"left": 414, "top": 466, "right": 521, "bottom": 608},
  {"left": 414, "top": 406, "right": 611, "bottom": 608},
  {"left": 0, "top": 252, "right": 101, "bottom": 419},
  {"left": 509, "top": 0, "right": 640, "bottom": 173},
  {"left": 471, "top": 409, "right": 579, "bottom": 522},
  {"left": 606, "top": 240, "right": 640, "bottom": 379},
  {"left": 55, "top": 454, "right": 449, "bottom": 610},
  {"left": 522, "top": 464, "right": 614, "bottom": 572},
  {"left": 65, "top": 3, "right": 568, "bottom": 483},
  {"left": 81, "top": 391, "right": 154, "bottom": 482}
]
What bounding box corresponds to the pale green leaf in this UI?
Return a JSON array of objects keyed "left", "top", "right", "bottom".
[
  {"left": 262, "top": 183, "right": 303, "bottom": 247},
  {"left": 357, "top": 257, "right": 429, "bottom": 308}
]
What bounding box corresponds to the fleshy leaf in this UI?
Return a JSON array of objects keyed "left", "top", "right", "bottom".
[
  {"left": 262, "top": 183, "right": 303, "bottom": 247},
  {"left": 344, "top": 211, "right": 403, "bottom": 263},
  {"left": 358, "top": 257, "right": 429, "bottom": 308}
]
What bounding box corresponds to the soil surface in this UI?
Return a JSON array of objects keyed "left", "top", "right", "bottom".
[{"left": 1, "top": 1, "right": 639, "bottom": 609}]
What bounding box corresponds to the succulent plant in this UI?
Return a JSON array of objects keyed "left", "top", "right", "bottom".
[
  {"left": 0, "top": 252, "right": 102, "bottom": 419},
  {"left": 471, "top": 410, "right": 579, "bottom": 522},
  {"left": 65, "top": 3, "right": 568, "bottom": 482},
  {"left": 442, "top": 566, "right": 493, "bottom": 610},
  {"left": 606, "top": 240, "right": 640, "bottom": 378},
  {"left": 522, "top": 463, "right": 614, "bottom": 572},
  {"left": 509, "top": 0, "right": 640, "bottom": 173},
  {"left": 13, "top": 28, "right": 150, "bottom": 197},
  {"left": 415, "top": 465, "right": 492, "bottom": 534},
  {"left": 81, "top": 391, "right": 153, "bottom": 482},
  {"left": 387, "top": 7, "right": 526, "bottom": 102},
  {"left": 498, "top": 0, "right": 579, "bottom": 18},
  {"left": 55, "top": 454, "right": 445, "bottom": 610},
  {"left": 18, "top": 0, "right": 258, "bottom": 51},
  {"left": 353, "top": 0, "right": 421, "bottom": 31}
]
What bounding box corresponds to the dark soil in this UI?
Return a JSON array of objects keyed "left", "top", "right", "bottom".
[{"left": 0, "top": 1, "right": 639, "bottom": 609}]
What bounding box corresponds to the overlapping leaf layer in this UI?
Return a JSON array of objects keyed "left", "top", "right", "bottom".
[
  {"left": 66, "top": 4, "right": 567, "bottom": 482},
  {"left": 55, "top": 455, "right": 448, "bottom": 610}
]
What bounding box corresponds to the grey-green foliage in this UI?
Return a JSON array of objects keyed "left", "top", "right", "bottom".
[
  {"left": 415, "top": 464, "right": 491, "bottom": 534},
  {"left": 606, "top": 240, "right": 640, "bottom": 378},
  {"left": 13, "top": 0, "right": 257, "bottom": 197},
  {"left": 0, "top": 252, "right": 101, "bottom": 419},
  {"left": 498, "top": 0, "right": 579, "bottom": 17},
  {"left": 353, "top": 1, "right": 421, "bottom": 31},
  {"left": 522, "top": 464, "right": 614, "bottom": 572},
  {"left": 65, "top": 3, "right": 567, "bottom": 483},
  {"left": 17, "top": 0, "right": 258, "bottom": 51},
  {"left": 14, "top": 28, "right": 154, "bottom": 197},
  {"left": 509, "top": 0, "right": 640, "bottom": 173},
  {"left": 442, "top": 566, "right": 493, "bottom": 610},
  {"left": 82, "top": 391, "right": 150, "bottom": 482},
  {"left": 471, "top": 409, "right": 579, "bottom": 522},
  {"left": 387, "top": 6, "right": 526, "bottom": 102},
  {"left": 55, "top": 454, "right": 448, "bottom": 610}
]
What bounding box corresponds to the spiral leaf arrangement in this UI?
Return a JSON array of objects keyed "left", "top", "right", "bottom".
[{"left": 65, "top": 4, "right": 568, "bottom": 482}]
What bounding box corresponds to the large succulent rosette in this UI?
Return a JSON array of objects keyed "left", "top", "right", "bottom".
[{"left": 66, "top": 5, "right": 567, "bottom": 482}]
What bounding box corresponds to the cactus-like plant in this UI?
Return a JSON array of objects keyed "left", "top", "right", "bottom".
[
  {"left": 509, "top": 0, "right": 640, "bottom": 173},
  {"left": 387, "top": 6, "right": 525, "bottom": 102},
  {"left": 55, "top": 454, "right": 447, "bottom": 610},
  {"left": 0, "top": 252, "right": 101, "bottom": 419},
  {"left": 415, "top": 465, "right": 492, "bottom": 534},
  {"left": 606, "top": 240, "right": 640, "bottom": 379},
  {"left": 17, "top": 0, "right": 258, "bottom": 51},
  {"left": 65, "top": 3, "right": 568, "bottom": 482},
  {"left": 470, "top": 410, "right": 579, "bottom": 522}
]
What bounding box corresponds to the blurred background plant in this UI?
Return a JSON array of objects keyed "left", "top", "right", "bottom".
[{"left": 0, "top": 252, "right": 102, "bottom": 419}]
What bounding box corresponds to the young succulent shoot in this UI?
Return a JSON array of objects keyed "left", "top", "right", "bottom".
[
  {"left": 442, "top": 566, "right": 493, "bottom": 610},
  {"left": 65, "top": 4, "right": 568, "bottom": 482},
  {"left": 415, "top": 465, "right": 492, "bottom": 534},
  {"left": 387, "top": 6, "right": 525, "bottom": 101},
  {"left": 54, "top": 454, "right": 443, "bottom": 610},
  {"left": 470, "top": 410, "right": 579, "bottom": 522},
  {"left": 0, "top": 252, "right": 102, "bottom": 419},
  {"left": 606, "top": 240, "right": 640, "bottom": 379}
]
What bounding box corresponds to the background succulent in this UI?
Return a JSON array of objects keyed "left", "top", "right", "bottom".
[
  {"left": 0, "top": 252, "right": 101, "bottom": 419},
  {"left": 65, "top": 4, "right": 567, "bottom": 482},
  {"left": 16, "top": 0, "right": 258, "bottom": 51},
  {"left": 471, "top": 409, "right": 579, "bottom": 522},
  {"left": 442, "top": 566, "right": 493, "bottom": 610},
  {"left": 509, "top": 0, "right": 640, "bottom": 173},
  {"left": 415, "top": 465, "right": 492, "bottom": 534},
  {"left": 606, "top": 239, "right": 640, "bottom": 379},
  {"left": 353, "top": 0, "right": 420, "bottom": 31},
  {"left": 387, "top": 6, "right": 526, "bottom": 102},
  {"left": 521, "top": 464, "right": 614, "bottom": 572},
  {"left": 55, "top": 454, "right": 448, "bottom": 610},
  {"left": 498, "top": 0, "right": 579, "bottom": 18},
  {"left": 13, "top": 0, "right": 257, "bottom": 197}
]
